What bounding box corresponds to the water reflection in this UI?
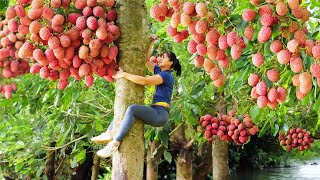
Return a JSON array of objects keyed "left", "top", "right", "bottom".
[{"left": 231, "top": 160, "right": 320, "bottom": 180}]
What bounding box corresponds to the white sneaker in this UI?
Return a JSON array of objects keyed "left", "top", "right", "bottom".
[
  {"left": 91, "top": 131, "right": 113, "bottom": 144},
  {"left": 97, "top": 142, "right": 119, "bottom": 158}
]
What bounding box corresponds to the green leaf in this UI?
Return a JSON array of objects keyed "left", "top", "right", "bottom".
[
  {"left": 15, "top": 162, "right": 24, "bottom": 172},
  {"left": 249, "top": 105, "right": 262, "bottom": 123},
  {"left": 54, "top": 90, "right": 60, "bottom": 106},
  {"left": 272, "top": 124, "right": 280, "bottom": 137},
  {"left": 76, "top": 149, "right": 86, "bottom": 163},
  {"left": 258, "top": 121, "right": 269, "bottom": 137},
  {"left": 56, "top": 134, "right": 67, "bottom": 147},
  {"left": 313, "top": 96, "right": 320, "bottom": 117},
  {"left": 158, "top": 130, "right": 168, "bottom": 148},
  {"left": 95, "top": 121, "right": 104, "bottom": 131},
  {"left": 15, "top": 141, "right": 25, "bottom": 149},
  {"left": 0, "top": 0, "right": 8, "bottom": 10},
  {"left": 163, "top": 150, "right": 172, "bottom": 164},
  {"left": 190, "top": 80, "right": 205, "bottom": 95}
]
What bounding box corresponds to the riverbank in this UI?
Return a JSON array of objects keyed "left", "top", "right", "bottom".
[{"left": 231, "top": 158, "right": 320, "bottom": 180}]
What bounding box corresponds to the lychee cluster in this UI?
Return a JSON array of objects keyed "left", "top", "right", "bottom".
[
  {"left": 243, "top": 0, "right": 320, "bottom": 103},
  {"left": 150, "top": 0, "right": 320, "bottom": 108},
  {"left": 248, "top": 73, "right": 287, "bottom": 109},
  {"left": 243, "top": 0, "right": 311, "bottom": 44},
  {"left": 278, "top": 127, "right": 314, "bottom": 151},
  {"left": 5, "top": 0, "right": 118, "bottom": 90},
  {"left": 0, "top": 83, "right": 17, "bottom": 99},
  {"left": 151, "top": 1, "right": 246, "bottom": 88},
  {"left": 199, "top": 110, "right": 259, "bottom": 145},
  {"left": 0, "top": 9, "right": 30, "bottom": 79}
]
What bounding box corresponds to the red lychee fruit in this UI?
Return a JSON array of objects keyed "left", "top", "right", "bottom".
[
  {"left": 207, "top": 45, "right": 218, "bottom": 60},
  {"left": 267, "top": 68, "right": 280, "bottom": 82},
  {"left": 277, "top": 86, "right": 287, "bottom": 103},
  {"left": 230, "top": 44, "right": 242, "bottom": 60},
  {"left": 195, "top": 3, "right": 207, "bottom": 17},
  {"left": 85, "top": 74, "right": 94, "bottom": 87},
  {"left": 196, "top": 43, "right": 207, "bottom": 56},
  {"left": 248, "top": 73, "right": 260, "bottom": 87},
  {"left": 183, "top": 2, "right": 195, "bottom": 15},
  {"left": 210, "top": 67, "right": 222, "bottom": 81},
  {"left": 58, "top": 79, "right": 68, "bottom": 90},
  {"left": 277, "top": 50, "right": 292, "bottom": 64},
  {"left": 187, "top": 40, "right": 197, "bottom": 54},
  {"left": 227, "top": 32, "right": 237, "bottom": 47},
  {"left": 252, "top": 53, "right": 264, "bottom": 67},
  {"left": 276, "top": 2, "right": 287, "bottom": 16},
  {"left": 257, "top": 96, "right": 268, "bottom": 108},
  {"left": 310, "top": 63, "right": 320, "bottom": 78},
  {"left": 206, "top": 29, "right": 220, "bottom": 45},
  {"left": 242, "top": 9, "right": 256, "bottom": 21},
  {"left": 194, "top": 55, "right": 204, "bottom": 68},
  {"left": 256, "top": 81, "right": 267, "bottom": 96},
  {"left": 267, "top": 87, "right": 278, "bottom": 102},
  {"left": 244, "top": 26, "right": 254, "bottom": 41},
  {"left": 258, "top": 5, "right": 272, "bottom": 16},
  {"left": 290, "top": 57, "right": 303, "bottom": 73},
  {"left": 195, "top": 19, "right": 208, "bottom": 34},
  {"left": 218, "top": 35, "right": 228, "bottom": 50},
  {"left": 260, "top": 14, "right": 273, "bottom": 27},
  {"left": 312, "top": 45, "right": 320, "bottom": 60},
  {"left": 258, "top": 26, "right": 272, "bottom": 43},
  {"left": 287, "top": 39, "right": 299, "bottom": 53},
  {"left": 270, "top": 40, "right": 283, "bottom": 53},
  {"left": 288, "top": 0, "right": 300, "bottom": 10},
  {"left": 294, "top": 30, "right": 306, "bottom": 45}
]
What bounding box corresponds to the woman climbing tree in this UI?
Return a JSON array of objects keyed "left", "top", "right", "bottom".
[{"left": 91, "top": 38, "right": 182, "bottom": 158}]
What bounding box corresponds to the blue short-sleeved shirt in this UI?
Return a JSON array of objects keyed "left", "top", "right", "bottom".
[{"left": 152, "top": 65, "right": 174, "bottom": 105}]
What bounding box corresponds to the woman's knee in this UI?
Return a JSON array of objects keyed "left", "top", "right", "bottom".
[{"left": 126, "top": 104, "right": 139, "bottom": 114}]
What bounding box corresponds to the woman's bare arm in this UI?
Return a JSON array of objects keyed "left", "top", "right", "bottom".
[
  {"left": 145, "top": 37, "right": 157, "bottom": 74},
  {"left": 112, "top": 68, "right": 163, "bottom": 86}
]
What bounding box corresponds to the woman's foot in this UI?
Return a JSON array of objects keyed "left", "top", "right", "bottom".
[
  {"left": 91, "top": 130, "right": 113, "bottom": 144},
  {"left": 97, "top": 141, "right": 120, "bottom": 158}
]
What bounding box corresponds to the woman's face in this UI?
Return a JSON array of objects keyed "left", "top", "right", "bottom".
[{"left": 158, "top": 53, "right": 173, "bottom": 67}]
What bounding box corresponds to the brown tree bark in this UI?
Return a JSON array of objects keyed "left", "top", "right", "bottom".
[
  {"left": 192, "top": 141, "right": 212, "bottom": 180},
  {"left": 212, "top": 136, "right": 229, "bottom": 180},
  {"left": 146, "top": 141, "right": 165, "bottom": 180},
  {"left": 44, "top": 142, "right": 56, "bottom": 180},
  {"left": 170, "top": 123, "right": 194, "bottom": 180},
  {"left": 212, "top": 96, "right": 229, "bottom": 180},
  {"left": 176, "top": 155, "right": 193, "bottom": 180},
  {"left": 112, "top": 0, "right": 149, "bottom": 179},
  {"left": 91, "top": 154, "right": 100, "bottom": 180}
]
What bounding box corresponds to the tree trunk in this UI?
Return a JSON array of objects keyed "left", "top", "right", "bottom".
[
  {"left": 91, "top": 154, "right": 100, "bottom": 180},
  {"left": 212, "top": 96, "right": 229, "bottom": 180},
  {"left": 176, "top": 155, "right": 193, "bottom": 180},
  {"left": 146, "top": 141, "right": 165, "bottom": 180},
  {"left": 192, "top": 142, "right": 212, "bottom": 180},
  {"left": 170, "top": 123, "right": 194, "bottom": 180},
  {"left": 212, "top": 136, "right": 229, "bottom": 180},
  {"left": 44, "top": 142, "right": 55, "bottom": 180},
  {"left": 112, "top": 0, "right": 149, "bottom": 179}
]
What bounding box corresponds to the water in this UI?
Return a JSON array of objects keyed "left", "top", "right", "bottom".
[{"left": 231, "top": 159, "right": 320, "bottom": 180}]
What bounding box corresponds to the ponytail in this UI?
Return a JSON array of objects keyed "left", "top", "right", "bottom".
[{"left": 165, "top": 51, "right": 182, "bottom": 76}]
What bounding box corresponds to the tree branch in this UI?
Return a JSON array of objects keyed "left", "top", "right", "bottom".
[{"left": 42, "top": 135, "right": 87, "bottom": 151}]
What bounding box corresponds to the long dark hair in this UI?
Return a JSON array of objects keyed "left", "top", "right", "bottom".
[{"left": 164, "top": 51, "right": 181, "bottom": 76}]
